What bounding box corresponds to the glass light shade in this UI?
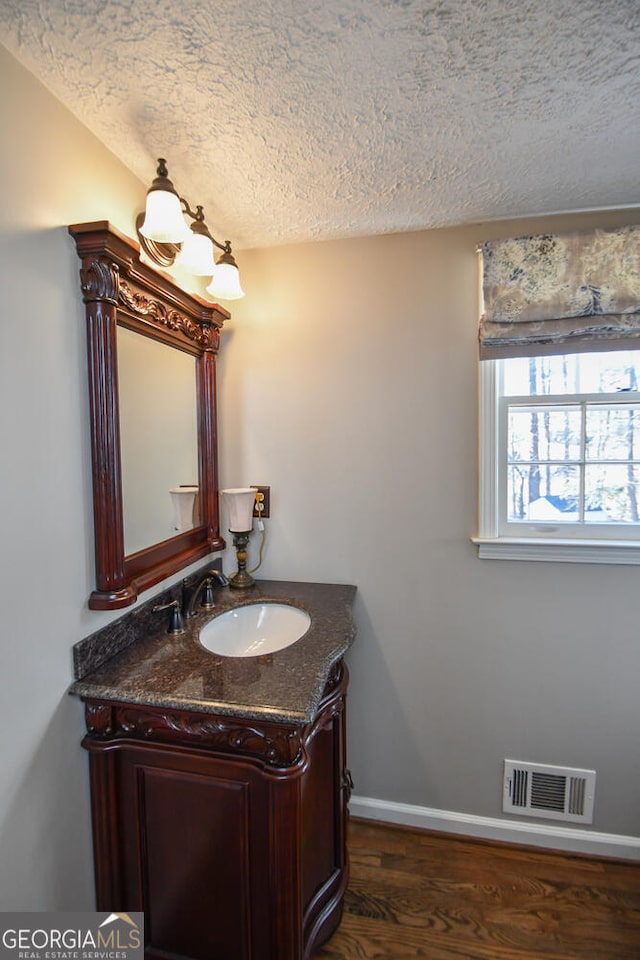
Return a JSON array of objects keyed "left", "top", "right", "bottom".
[
  {"left": 221, "top": 487, "right": 257, "bottom": 532},
  {"left": 206, "top": 261, "right": 245, "bottom": 301},
  {"left": 139, "top": 189, "right": 189, "bottom": 244},
  {"left": 176, "top": 230, "right": 217, "bottom": 276}
]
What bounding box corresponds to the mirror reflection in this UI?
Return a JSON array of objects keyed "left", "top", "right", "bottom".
[{"left": 117, "top": 326, "right": 199, "bottom": 556}]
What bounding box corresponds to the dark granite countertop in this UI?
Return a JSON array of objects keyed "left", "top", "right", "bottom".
[{"left": 70, "top": 580, "right": 357, "bottom": 724}]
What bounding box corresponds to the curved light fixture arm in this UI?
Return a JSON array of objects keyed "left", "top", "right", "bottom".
[{"left": 179, "top": 198, "right": 231, "bottom": 256}]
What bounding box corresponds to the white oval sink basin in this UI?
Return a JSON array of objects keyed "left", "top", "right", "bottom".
[{"left": 199, "top": 603, "right": 311, "bottom": 657}]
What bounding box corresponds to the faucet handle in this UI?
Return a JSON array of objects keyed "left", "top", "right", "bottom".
[{"left": 152, "top": 599, "right": 185, "bottom": 635}]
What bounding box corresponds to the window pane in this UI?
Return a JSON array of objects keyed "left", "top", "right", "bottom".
[
  {"left": 585, "top": 405, "right": 640, "bottom": 461},
  {"left": 584, "top": 464, "right": 640, "bottom": 523},
  {"left": 503, "top": 357, "right": 535, "bottom": 396},
  {"left": 577, "top": 353, "right": 640, "bottom": 394},
  {"left": 508, "top": 407, "right": 582, "bottom": 462},
  {"left": 503, "top": 356, "right": 580, "bottom": 396},
  {"left": 503, "top": 351, "right": 640, "bottom": 397},
  {"left": 507, "top": 464, "right": 581, "bottom": 522}
]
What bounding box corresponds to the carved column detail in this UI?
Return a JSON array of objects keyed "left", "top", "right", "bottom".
[
  {"left": 199, "top": 350, "right": 220, "bottom": 544},
  {"left": 84, "top": 290, "right": 130, "bottom": 606},
  {"left": 80, "top": 257, "right": 120, "bottom": 303}
]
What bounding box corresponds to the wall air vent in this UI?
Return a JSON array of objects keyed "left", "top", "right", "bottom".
[{"left": 503, "top": 760, "right": 595, "bottom": 824}]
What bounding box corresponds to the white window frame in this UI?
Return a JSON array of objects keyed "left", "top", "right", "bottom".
[{"left": 473, "top": 359, "right": 640, "bottom": 564}]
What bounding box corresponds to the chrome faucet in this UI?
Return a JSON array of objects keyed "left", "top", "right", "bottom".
[{"left": 182, "top": 568, "right": 229, "bottom": 619}]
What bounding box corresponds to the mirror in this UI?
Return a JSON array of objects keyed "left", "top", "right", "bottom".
[
  {"left": 117, "top": 327, "right": 199, "bottom": 554},
  {"left": 69, "top": 221, "right": 229, "bottom": 610}
]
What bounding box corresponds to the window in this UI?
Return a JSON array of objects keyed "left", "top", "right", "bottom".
[{"left": 475, "top": 350, "right": 640, "bottom": 564}]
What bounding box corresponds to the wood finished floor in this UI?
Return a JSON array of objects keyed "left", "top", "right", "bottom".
[{"left": 315, "top": 818, "right": 640, "bottom": 960}]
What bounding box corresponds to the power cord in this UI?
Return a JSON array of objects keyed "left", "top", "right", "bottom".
[{"left": 248, "top": 493, "right": 266, "bottom": 574}]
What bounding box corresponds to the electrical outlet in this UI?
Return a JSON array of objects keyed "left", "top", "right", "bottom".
[{"left": 253, "top": 486, "right": 270, "bottom": 518}]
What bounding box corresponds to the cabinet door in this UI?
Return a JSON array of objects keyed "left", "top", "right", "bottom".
[
  {"left": 300, "top": 688, "right": 348, "bottom": 953},
  {"left": 91, "top": 742, "right": 272, "bottom": 960}
]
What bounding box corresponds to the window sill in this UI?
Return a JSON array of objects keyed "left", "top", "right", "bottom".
[{"left": 471, "top": 537, "right": 640, "bottom": 565}]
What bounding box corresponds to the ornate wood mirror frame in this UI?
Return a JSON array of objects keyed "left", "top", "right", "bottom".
[{"left": 69, "top": 221, "right": 229, "bottom": 610}]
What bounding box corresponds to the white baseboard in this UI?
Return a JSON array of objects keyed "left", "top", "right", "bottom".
[{"left": 349, "top": 795, "right": 640, "bottom": 861}]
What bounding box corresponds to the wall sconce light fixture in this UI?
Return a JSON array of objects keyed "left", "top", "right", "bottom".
[{"left": 137, "top": 158, "right": 244, "bottom": 301}]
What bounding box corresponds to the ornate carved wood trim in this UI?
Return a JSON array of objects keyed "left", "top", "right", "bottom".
[
  {"left": 80, "top": 257, "right": 120, "bottom": 303},
  {"left": 84, "top": 701, "right": 304, "bottom": 768},
  {"left": 301, "top": 662, "right": 347, "bottom": 754},
  {"left": 118, "top": 279, "right": 220, "bottom": 350},
  {"left": 324, "top": 659, "right": 344, "bottom": 695}
]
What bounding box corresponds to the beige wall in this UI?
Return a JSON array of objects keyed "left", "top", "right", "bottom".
[
  {"left": 2, "top": 39, "right": 639, "bottom": 909},
  {"left": 0, "top": 45, "right": 208, "bottom": 909},
  {"left": 220, "top": 210, "right": 640, "bottom": 836}
]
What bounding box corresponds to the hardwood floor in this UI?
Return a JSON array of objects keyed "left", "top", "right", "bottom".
[{"left": 315, "top": 818, "right": 640, "bottom": 960}]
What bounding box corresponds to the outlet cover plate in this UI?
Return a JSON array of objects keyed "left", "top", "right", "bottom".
[{"left": 253, "top": 486, "right": 270, "bottom": 518}]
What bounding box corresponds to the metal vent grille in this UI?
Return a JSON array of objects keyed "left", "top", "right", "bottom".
[{"left": 503, "top": 760, "right": 595, "bottom": 824}]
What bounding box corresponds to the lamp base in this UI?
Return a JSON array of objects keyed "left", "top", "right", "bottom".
[
  {"left": 228, "top": 570, "right": 256, "bottom": 589},
  {"left": 229, "top": 531, "right": 256, "bottom": 589}
]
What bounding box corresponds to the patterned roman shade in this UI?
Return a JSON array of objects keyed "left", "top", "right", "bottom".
[{"left": 479, "top": 225, "right": 640, "bottom": 359}]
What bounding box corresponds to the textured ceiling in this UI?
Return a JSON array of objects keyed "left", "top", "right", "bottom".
[{"left": 1, "top": 0, "right": 639, "bottom": 249}]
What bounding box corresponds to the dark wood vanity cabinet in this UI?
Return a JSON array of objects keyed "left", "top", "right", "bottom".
[{"left": 81, "top": 662, "right": 350, "bottom": 960}]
